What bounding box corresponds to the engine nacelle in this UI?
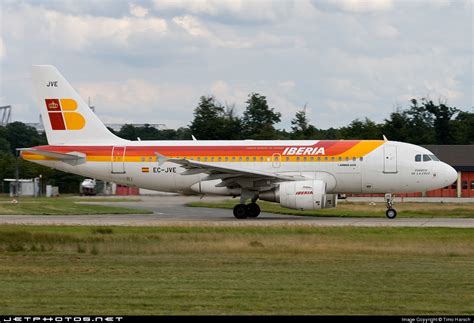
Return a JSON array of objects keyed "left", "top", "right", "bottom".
[{"left": 259, "top": 180, "right": 337, "bottom": 211}]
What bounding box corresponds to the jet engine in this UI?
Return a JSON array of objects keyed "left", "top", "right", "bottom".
[{"left": 259, "top": 180, "right": 337, "bottom": 210}]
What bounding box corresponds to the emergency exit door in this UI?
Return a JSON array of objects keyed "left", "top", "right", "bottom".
[
  {"left": 383, "top": 146, "right": 397, "bottom": 173},
  {"left": 111, "top": 146, "right": 126, "bottom": 174}
]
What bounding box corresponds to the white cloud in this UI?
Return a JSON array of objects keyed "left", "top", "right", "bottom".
[
  {"left": 129, "top": 3, "right": 149, "bottom": 18},
  {"left": 173, "top": 15, "right": 212, "bottom": 37},
  {"left": 333, "top": 0, "right": 393, "bottom": 12},
  {"left": 154, "top": 0, "right": 293, "bottom": 23},
  {"left": 76, "top": 79, "right": 204, "bottom": 126},
  {"left": 375, "top": 24, "right": 399, "bottom": 38},
  {"left": 208, "top": 80, "right": 302, "bottom": 127},
  {"left": 7, "top": 5, "right": 167, "bottom": 51},
  {"left": 0, "top": 37, "right": 5, "bottom": 60},
  {"left": 328, "top": 78, "right": 378, "bottom": 101},
  {"left": 1, "top": 1, "right": 471, "bottom": 129}
]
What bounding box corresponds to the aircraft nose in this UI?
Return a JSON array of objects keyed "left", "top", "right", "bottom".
[{"left": 444, "top": 163, "right": 458, "bottom": 185}]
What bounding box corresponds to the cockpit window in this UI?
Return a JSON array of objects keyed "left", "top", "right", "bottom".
[
  {"left": 423, "top": 154, "right": 431, "bottom": 162},
  {"left": 429, "top": 154, "right": 440, "bottom": 161},
  {"left": 415, "top": 154, "right": 421, "bottom": 162}
]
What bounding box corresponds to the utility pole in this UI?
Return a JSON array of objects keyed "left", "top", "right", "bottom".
[{"left": 14, "top": 151, "right": 20, "bottom": 198}]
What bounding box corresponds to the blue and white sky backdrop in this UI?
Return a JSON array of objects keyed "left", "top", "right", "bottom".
[{"left": 0, "top": 0, "right": 472, "bottom": 130}]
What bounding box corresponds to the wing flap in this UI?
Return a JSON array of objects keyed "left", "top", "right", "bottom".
[{"left": 169, "top": 157, "right": 303, "bottom": 182}]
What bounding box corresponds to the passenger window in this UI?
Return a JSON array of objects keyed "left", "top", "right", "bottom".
[
  {"left": 415, "top": 154, "right": 421, "bottom": 162},
  {"left": 253, "top": 156, "right": 257, "bottom": 161},
  {"left": 423, "top": 154, "right": 431, "bottom": 162},
  {"left": 286, "top": 156, "right": 289, "bottom": 161},
  {"left": 232, "top": 156, "right": 236, "bottom": 161},
  {"left": 225, "top": 157, "right": 229, "bottom": 161},
  {"left": 246, "top": 156, "right": 250, "bottom": 162},
  {"left": 359, "top": 157, "right": 363, "bottom": 161}
]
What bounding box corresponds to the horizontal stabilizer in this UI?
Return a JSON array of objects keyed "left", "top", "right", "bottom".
[{"left": 19, "top": 148, "right": 86, "bottom": 163}]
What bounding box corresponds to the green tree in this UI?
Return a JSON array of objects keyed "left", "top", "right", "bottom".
[
  {"left": 190, "top": 96, "right": 242, "bottom": 140},
  {"left": 117, "top": 124, "right": 138, "bottom": 140},
  {"left": 4, "top": 122, "right": 46, "bottom": 154},
  {"left": 382, "top": 110, "right": 411, "bottom": 142},
  {"left": 422, "top": 99, "right": 458, "bottom": 144},
  {"left": 241, "top": 93, "right": 281, "bottom": 139},
  {"left": 340, "top": 118, "right": 382, "bottom": 139},
  {"left": 290, "top": 108, "right": 318, "bottom": 139},
  {"left": 451, "top": 110, "right": 474, "bottom": 144},
  {"left": 404, "top": 99, "right": 436, "bottom": 144}
]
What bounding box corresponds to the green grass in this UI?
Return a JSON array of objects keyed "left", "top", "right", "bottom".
[
  {"left": 188, "top": 199, "right": 474, "bottom": 218},
  {"left": 0, "top": 225, "right": 472, "bottom": 315},
  {"left": 0, "top": 196, "right": 151, "bottom": 215}
]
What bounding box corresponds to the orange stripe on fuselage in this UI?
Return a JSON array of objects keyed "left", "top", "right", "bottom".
[{"left": 21, "top": 141, "right": 384, "bottom": 162}]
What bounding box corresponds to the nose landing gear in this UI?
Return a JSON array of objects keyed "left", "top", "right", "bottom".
[{"left": 385, "top": 193, "right": 397, "bottom": 219}]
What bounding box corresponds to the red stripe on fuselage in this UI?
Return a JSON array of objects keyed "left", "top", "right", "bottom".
[{"left": 27, "top": 140, "right": 361, "bottom": 157}]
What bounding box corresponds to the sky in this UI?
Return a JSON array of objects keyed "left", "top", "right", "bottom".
[{"left": 0, "top": 0, "right": 472, "bottom": 130}]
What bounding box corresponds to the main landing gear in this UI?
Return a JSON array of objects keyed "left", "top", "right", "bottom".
[
  {"left": 233, "top": 193, "right": 261, "bottom": 219},
  {"left": 385, "top": 193, "right": 397, "bottom": 219},
  {"left": 233, "top": 203, "right": 261, "bottom": 219}
]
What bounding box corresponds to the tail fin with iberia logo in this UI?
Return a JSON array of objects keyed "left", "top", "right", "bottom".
[{"left": 31, "top": 65, "right": 125, "bottom": 145}]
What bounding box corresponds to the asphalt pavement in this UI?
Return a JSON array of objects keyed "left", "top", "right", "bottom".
[{"left": 0, "top": 195, "right": 473, "bottom": 228}]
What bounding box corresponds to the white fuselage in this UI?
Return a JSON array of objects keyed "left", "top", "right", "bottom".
[{"left": 24, "top": 139, "right": 458, "bottom": 196}]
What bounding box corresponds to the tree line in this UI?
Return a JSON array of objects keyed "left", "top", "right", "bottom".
[
  {"left": 114, "top": 94, "right": 473, "bottom": 145},
  {"left": 0, "top": 94, "right": 472, "bottom": 192}
]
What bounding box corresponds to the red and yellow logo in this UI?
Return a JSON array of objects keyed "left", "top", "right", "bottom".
[{"left": 45, "top": 99, "right": 85, "bottom": 130}]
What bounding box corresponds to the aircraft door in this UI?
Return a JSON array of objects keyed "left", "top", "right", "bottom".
[
  {"left": 111, "top": 146, "right": 126, "bottom": 174},
  {"left": 272, "top": 153, "right": 281, "bottom": 168},
  {"left": 383, "top": 146, "right": 397, "bottom": 173}
]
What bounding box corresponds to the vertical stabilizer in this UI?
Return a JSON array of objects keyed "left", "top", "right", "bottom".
[{"left": 31, "top": 65, "right": 125, "bottom": 145}]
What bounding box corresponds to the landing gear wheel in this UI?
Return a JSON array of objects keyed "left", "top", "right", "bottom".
[
  {"left": 246, "top": 203, "right": 261, "bottom": 218},
  {"left": 386, "top": 208, "right": 397, "bottom": 219},
  {"left": 233, "top": 204, "right": 248, "bottom": 219}
]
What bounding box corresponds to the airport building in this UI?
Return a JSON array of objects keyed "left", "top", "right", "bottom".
[{"left": 422, "top": 145, "right": 474, "bottom": 198}]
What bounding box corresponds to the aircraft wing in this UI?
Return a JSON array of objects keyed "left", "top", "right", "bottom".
[{"left": 169, "top": 157, "right": 304, "bottom": 182}]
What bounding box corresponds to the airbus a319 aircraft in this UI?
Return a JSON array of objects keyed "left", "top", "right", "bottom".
[{"left": 21, "top": 66, "right": 458, "bottom": 219}]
